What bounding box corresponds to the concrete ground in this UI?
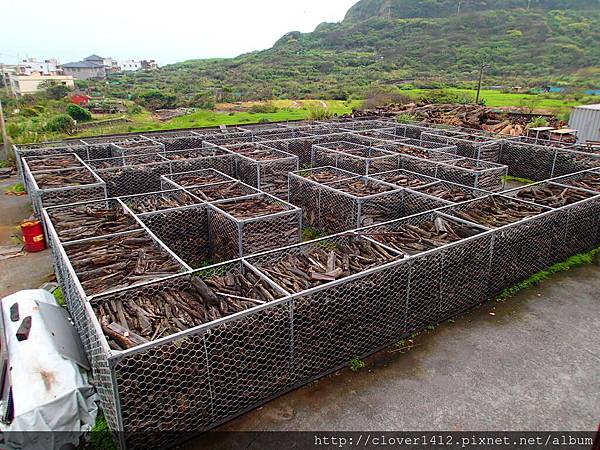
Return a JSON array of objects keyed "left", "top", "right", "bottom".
[
  {"left": 1, "top": 175, "right": 598, "bottom": 438},
  {"left": 0, "top": 175, "right": 53, "bottom": 298}
]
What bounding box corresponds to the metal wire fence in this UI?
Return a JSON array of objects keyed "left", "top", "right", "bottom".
[{"left": 16, "top": 119, "right": 600, "bottom": 450}]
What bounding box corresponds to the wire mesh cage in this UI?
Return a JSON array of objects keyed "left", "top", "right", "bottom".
[
  {"left": 367, "top": 168, "right": 439, "bottom": 189},
  {"left": 91, "top": 259, "right": 289, "bottom": 449},
  {"left": 27, "top": 165, "right": 107, "bottom": 214},
  {"left": 161, "top": 168, "right": 235, "bottom": 190},
  {"left": 499, "top": 140, "right": 557, "bottom": 181},
  {"left": 551, "top": 148, "right": 600, "bottom": 178},
  {"left": 550, "top": 169, "right": 600, "bottom": 193},
  {"left": 208, "top": 193, "right": 302, "bottom": 261},
  {"left": 221, "top": 142, "right": 299, "bottom": 197},
  {"left": 110, "top": 140, "right": 165, "bottom": 157},
  {"left": 311, "top": 141, "right": 400, "bottom": 175},
  {"left": 438, "top": 195, "right": 555, "bottom": 296},
  {"left": 413, "top": 179, "right": 490, "bottom": 203},
  {"left": 501, "top": 179, "right": 600, "bottom": 261},
  {"left": 43, "top": 197, "right": 140, "bottom": 245},
  {"left": 61, "top": 228, "right": 189, "bottom": 299},
  {"left": 87, "top": 153, "right": 168, "bottom": 170},
  {"left": 161, "top": 147, "right": 237, "bottom": 176},
  {"left": 434, "top": 158, "right": 508, "bottom": 191},
  {"left": 96, "top": 161, "right": 172, "bottom": 197},
  {"left": 120, "top": 188, "right": 204, "bottom": 214},
  {"left": 420, "top": 130, "right": 502, "bottom": 161},
  {"left": 373, "top": 140, "right": 459, "bottom": 160},
  {"left": 186, "top": 180, "right": 260, "bottom": 203}
]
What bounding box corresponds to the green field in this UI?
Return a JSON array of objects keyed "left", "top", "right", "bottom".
[{"left": 398, "top": 88, "right": 580, "bottom": 114}]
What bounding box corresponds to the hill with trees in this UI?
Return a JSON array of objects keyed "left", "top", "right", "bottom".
[{"left": 94, "top": 0, "right": 600, "bottom": 105}]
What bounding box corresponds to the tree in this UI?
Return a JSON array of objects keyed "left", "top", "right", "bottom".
[
  {"left": 38, "top": 80, "right": 72, "bottom": 100},
  {"left": 66, "top": 104, "right": 92, "bottom": 122}
]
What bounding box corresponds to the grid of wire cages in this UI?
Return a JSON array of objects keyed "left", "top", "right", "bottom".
[
  {"left": 288, "top": 169, "right": 448, "bottom": 234},
  {"left": 208, "top": 192, "right": 303, "bottom": 261},
  {"left": 389, "top": 152, "right": 507, "bottom": 192},
  {"left": 15, "top": 118, "right": 600, "bottom": 450},
  {"left": 311, "top": 141, "right": 400, "bottom": 175},
  {"left": 218, "top": 142, "right": 299, "bottom": 198}
]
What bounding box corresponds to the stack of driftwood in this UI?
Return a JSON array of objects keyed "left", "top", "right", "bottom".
[{"left": 354, "top": 103, "right": 558, "bottom": 136}]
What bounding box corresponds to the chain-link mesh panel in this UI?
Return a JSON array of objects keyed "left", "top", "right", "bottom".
[
  {"left": 486, "top": 213, "right": 556, "bottom": 297},
  {"left": 96, "top": 162, "right": 172, "bottom": 197},
  {"left": 140, "top": 205, "right": 210, "bottom": 269},
  {"left": 499, "top": 141, "right": 556, "bottom": 181},
  {"left": 401, "top": 189, "right": 451, "bottom": 216},
  {"left": 33, "top": 182, "right": 107, "bottom": 215},
  {"left": 551, "top": 149, "right": 600, "bottom": 178},
  {"left": 152, "top": 136, "right": 206, "bottom": 151},
  {"left": 162, "top": 168, "right": 234, "bottom": 189},
  {"left": 163, "top": 150, "right": 237, "bottom": 177},
  {"left": 415, "top": 180, "right": 489, "bottom": 203},
  {"left": 375, "top": 141, "right": 459, "bottom": 161},
  {"left": 435, "top": 158, "right": 507, "bottom": 192},
  {"left": 551, "top": 170, "right": 600, "bottom": 193}
]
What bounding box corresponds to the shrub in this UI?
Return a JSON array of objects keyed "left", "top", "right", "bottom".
[
  {"left": 249, "top": 102, "right": 279, "bottom": 114},
  {"left": 46, "top": 114, "right": 76, "bottom": 134},
  {"left": 527, "top": 116, "right": 549, "bottom": 128},
  {"left": 66, "top": 104, "right": 92, "bottom": 122},
  {"left": 307, "top": 103, "right": 332, "bottom": 120}
]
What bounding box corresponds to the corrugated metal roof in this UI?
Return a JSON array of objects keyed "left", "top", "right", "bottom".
[{"left": 573, "top": 104, "right": 600, "bottom": 111}]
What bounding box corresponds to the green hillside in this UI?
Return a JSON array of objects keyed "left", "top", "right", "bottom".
[{"left": 96, "top": 0, "right": 600, "bottom": 103}]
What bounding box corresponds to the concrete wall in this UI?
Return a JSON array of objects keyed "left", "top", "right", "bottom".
[{"left": 62, "top": 66, "right": 106, "bottom": 80}]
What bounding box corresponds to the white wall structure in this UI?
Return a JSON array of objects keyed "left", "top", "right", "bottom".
[
  {"left": 570, "top": 104, "right": 600, "bottom": 144},
  {"left": 119, "top": 60, "right": 142, "bottom": 71}
]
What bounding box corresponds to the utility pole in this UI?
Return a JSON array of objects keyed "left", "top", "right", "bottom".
[
  {"left": 475, "top": 64, "right": 486, "bottom": 105},
  {"left": 0, "top": 98, "right": 9, "bottom": 161}
]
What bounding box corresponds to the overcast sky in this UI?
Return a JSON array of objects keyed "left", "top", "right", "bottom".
[{"left": 0, "top": 0, "right": 358, "bottom": 66}]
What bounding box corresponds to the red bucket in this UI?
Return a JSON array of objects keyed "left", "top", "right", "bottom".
[{"left": 21, "top": 220, "right": 46, "bottom": 252}]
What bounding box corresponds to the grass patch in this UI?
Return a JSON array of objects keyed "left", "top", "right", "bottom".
[
  {"left": 89, "top": 413, "right": 117, "bottom": 450},
  {"left": 348, "top": 356, "right": 366, "bottom": 372},
  {"left": 4, "top": 182, "right": 25, "bottom": 194},
  {"left": 302, "top": 226, "right": 327, "bottom": 241},
  {"left": 497, "top": 246, "right": 600, "bottom": 301},
  {"left": 502, "top": 175, "right": 535, "bottom": 185},
  {"left": 53, "top": 287, "right": 65, "bottom": 307}
]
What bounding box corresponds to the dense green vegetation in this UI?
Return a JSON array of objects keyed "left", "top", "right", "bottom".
[{"left": 88, "top": 0, "right": 600, "bottom": 104}]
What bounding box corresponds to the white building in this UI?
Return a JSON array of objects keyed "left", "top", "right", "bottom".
[
  {"left": 119, "top": 60, "right": 143, "bottom": 71},
  {"left": 570, "top": 104, "right": 600, "bottom": 144},
  {"left": 9, "top": 74, "right": 74, "bottom": 95},
  {"left": 15, "top": 58, "right": 60, "bottom": 75}
]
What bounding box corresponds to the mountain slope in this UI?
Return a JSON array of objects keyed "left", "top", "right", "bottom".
[{"left": 107, "top": 0, "right": 600, "bottom": 103}]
